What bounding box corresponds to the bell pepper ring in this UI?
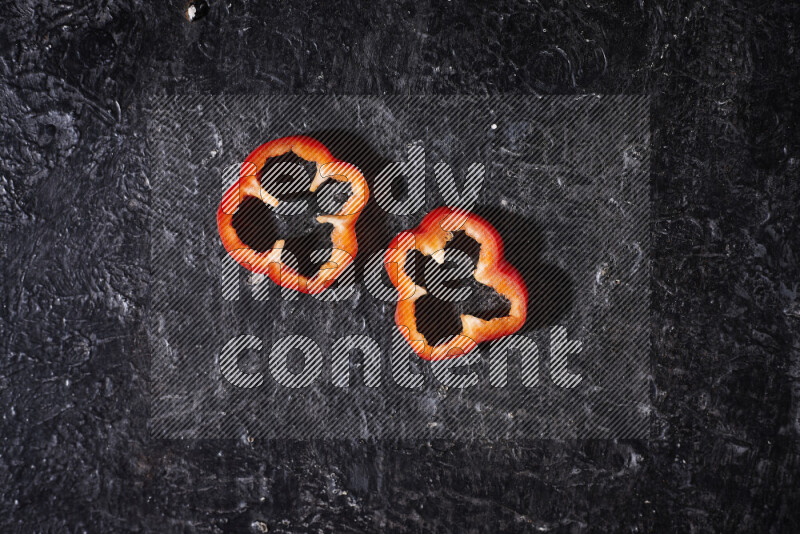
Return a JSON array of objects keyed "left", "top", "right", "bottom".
[
  {"left": 384, "top": 206, "right": 528, "bottom": 361},
  {"left": 217, "top": 135, "right": 369, "bottom": 295}
]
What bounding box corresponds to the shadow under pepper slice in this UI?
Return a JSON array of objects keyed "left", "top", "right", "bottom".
[
  {"left": 217, "top": 135, "right": 369, "bottom": 295},
  {"left": 384, "top": 206, "right": 528, "bottom": 361}
]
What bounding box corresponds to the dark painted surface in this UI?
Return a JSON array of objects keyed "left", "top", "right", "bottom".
[{"left": 1, "top": 0, "right": 798, "bottom": 531}]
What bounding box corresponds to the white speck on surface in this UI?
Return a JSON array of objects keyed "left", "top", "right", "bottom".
[
  {"left": 490, "top": 123, "right": 497, "bottom": 130},
  {"left": 595, "top": 263, "right": 609, "bottom": 288},
  {"left": 187, "top": 5, "right": 196, "bottom": 20}
]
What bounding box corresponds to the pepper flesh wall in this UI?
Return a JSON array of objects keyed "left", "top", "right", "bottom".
[
  {"left": 385, "top": 206, "right": 528, "bottom": 361},
  {"left": 217, "top": 135, "right": 369, "bottom": 295}
]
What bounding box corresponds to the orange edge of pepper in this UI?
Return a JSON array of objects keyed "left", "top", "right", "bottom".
[
  {"left": 384, "top": 206, "right": 528, "bottom": 361},
  {"left": 216, "top": 135, "right": 369, "bottom": 295}
]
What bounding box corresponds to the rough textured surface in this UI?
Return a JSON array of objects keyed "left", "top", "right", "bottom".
[{"left": 1, "top": 0, "right": 798, "bottom": 532}]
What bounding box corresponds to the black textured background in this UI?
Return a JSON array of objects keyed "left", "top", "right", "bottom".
[{"left": 1, "top": 1, "right": 798, "bottom": 532}]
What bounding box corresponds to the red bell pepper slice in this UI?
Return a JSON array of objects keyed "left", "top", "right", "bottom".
[
  {"left": 385, "top": 207, "right": 528, "bottom": 360},
  {"left": 217, "top": 135, "right": 369, "bottom": 295}
]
